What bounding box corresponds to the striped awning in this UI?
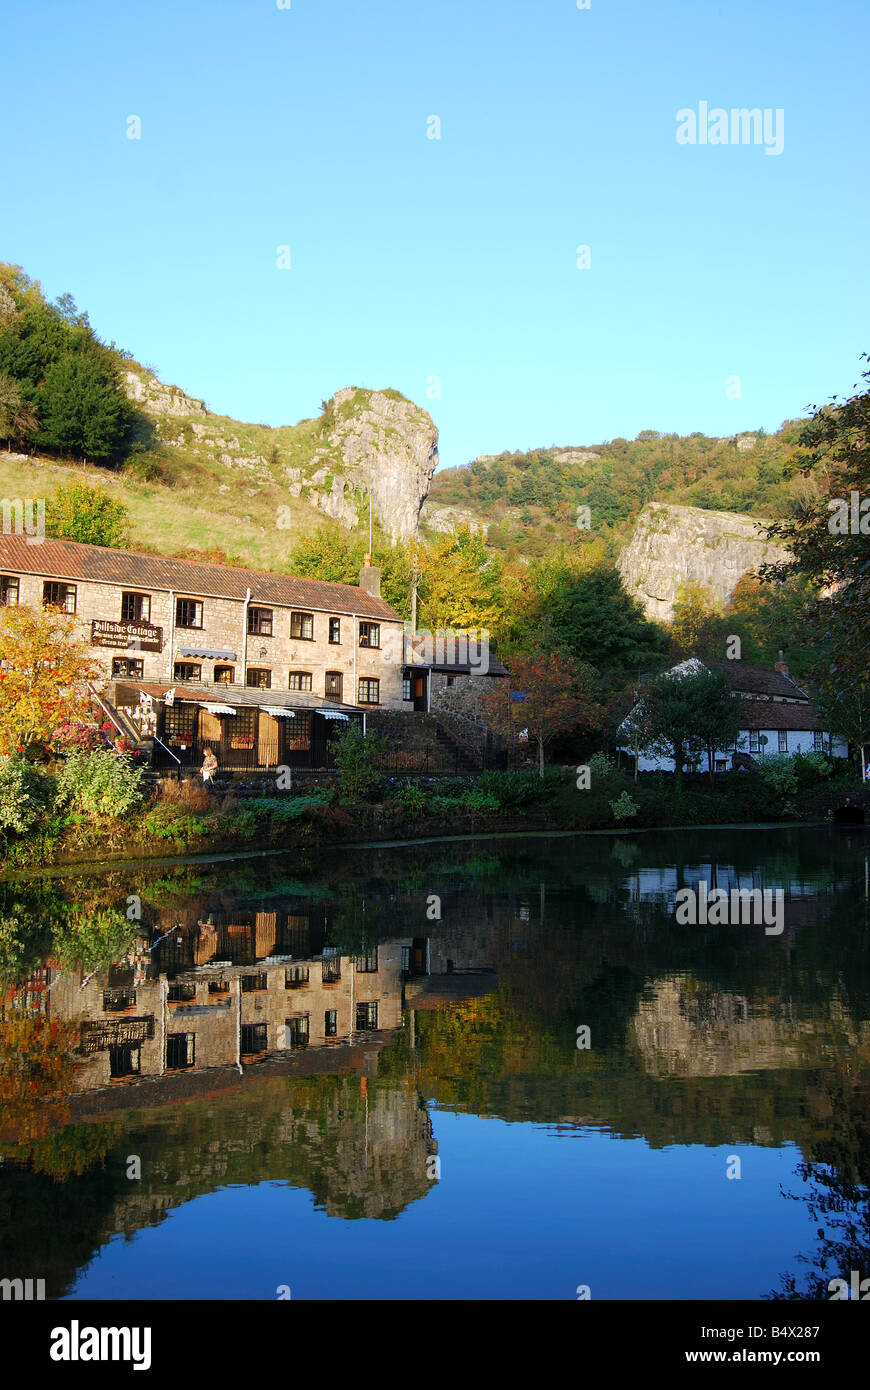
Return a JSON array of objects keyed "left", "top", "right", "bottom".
[
  {"left": 200, "top": 702, "right": 237, "bottom": 715},
  {"left": 178, "top": 647, "right": 237, "bottom": 660},
  {"left": 317, "top": 710, "right": 350, "bottom": 720},
  {"left": 260, "top": 705, "right": 296, "bottom": 718}
]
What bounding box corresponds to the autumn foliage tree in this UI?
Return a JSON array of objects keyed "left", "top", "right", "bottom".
[
  {"left": 0, "top": 604, "right": 101, "bottom": 758},
  {"left": 484, "top": 649, "right": 603, "bottom": 777}
]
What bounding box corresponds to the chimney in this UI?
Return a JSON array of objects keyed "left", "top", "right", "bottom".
[
  {"left": 359, "top": 556, "right": 381, "bottom": 598},
  {"left": 774, "top": 649, "right": 789, "bottom": 676}
]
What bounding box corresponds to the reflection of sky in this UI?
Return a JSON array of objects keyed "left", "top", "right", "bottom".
[{"left": 65, "top": 1116, "right": 812, "bottom": 1301}]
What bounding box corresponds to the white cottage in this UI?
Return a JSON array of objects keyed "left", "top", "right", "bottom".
[{"left": 618, "top": 657, "right": 849, "bottom": 773}]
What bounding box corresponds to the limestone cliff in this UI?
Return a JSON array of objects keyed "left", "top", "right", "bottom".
[
  {"left": 617, "top": 502, "right": 790, "bottom": 622},
  {"left": 122, "top": 369, "right": 438, "bottom": 547}
]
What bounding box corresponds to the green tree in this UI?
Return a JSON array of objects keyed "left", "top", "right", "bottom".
[
  {"left": 626, "top": 665, "right": 742, "bottom": 794},
  {"left": 0, "top": 372, "right": 38, "bottom": 447},
  {"left": 46, "top": 482, "right": 132, "bottom": 548},
  {"left": 418, "top": 526, "right": 503, "bottom": 632},
  {"left": 670, "top": 580, "right": 726, "bottom": 658},
  {"left": 36, "top": 349, "right": 132, "bottom": 461}
]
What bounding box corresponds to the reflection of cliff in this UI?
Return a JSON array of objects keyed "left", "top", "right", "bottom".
[
  {"left": 1, "top": 1069, "right": 436, "bottom": 1299},
  {"left": 631, "top": 975, "right": 870, "bottom": 1077}
]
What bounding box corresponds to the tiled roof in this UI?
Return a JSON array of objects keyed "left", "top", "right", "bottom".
[
  {"left": 703, "top": 658, "right": 809, "bottom": 700},
  {"left": 0, "top": 535, "right": 401, "bottom": 621},
  {"left": 737, "top": 700, "right": 825, "bottom": 731}
]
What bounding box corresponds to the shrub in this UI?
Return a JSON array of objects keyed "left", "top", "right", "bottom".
[
  {"left": 588, "top": 752, "right": 617, "bottom": 781},
  {"left": 477, "top": 769, "right": 541, "bottom": 808},
  {"left": 757, "top": 754, "right": 798, "bottom": 801},
  {"left": 330, "top": 726, "right": 387, "bottom": 802},
  {"left": 0, "top": 757, "right": 56, "bottom": 836},
  {"left": 56, "top": 748, "right": 146, "bottom": 820},
  {"left": 793, "top": 751, "right": 833, "bottom": 787},
  {"left": 610, "top": 790, "right": 639, "bottom": 820},
  {"left": 458, "top": 789, "right": 500, "bottom": 815},
  {"left": 393, "top": 783, "right": 428, "bottom": 820}
]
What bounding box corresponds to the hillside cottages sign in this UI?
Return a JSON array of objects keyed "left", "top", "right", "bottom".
[
  {"left": 91, "top": 619, "right": 163, "bottom": 652},
  {"left": 79, "top": 1017, "right": 156, "bottom": 1054}
]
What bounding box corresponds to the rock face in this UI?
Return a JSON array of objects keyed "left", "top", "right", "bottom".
[
  {"left": 122, "top": 370, "right": 438, "bottom": 547},
  {"left": 325, "top": 388, "right": 438, "bottom": 545},
  {"left": 617, "top": 502, "right": 789, "bottom": 622},
  {"left": 423, "top": 504, "right": 488, "bottom": 537},
  {"left": 124, "top": 369, "right": 207, "bottom": 418}
]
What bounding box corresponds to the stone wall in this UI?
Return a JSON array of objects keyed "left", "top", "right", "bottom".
[{"left": 10, "top": 571, "right": 405, "bottom": 708}]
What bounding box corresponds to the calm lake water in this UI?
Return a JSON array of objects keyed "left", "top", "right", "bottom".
[{"left": 2, "top": 824, "right": 869, "bottom": 1301}]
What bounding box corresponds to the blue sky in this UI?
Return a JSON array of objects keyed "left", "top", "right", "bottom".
[{"left": 2, "top": 0, "right": 868, "bottom": 471}]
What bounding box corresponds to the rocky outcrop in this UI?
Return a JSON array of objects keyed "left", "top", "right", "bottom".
[
  {"left": 617, "top": 502, "right": 789, "bottom": 622},
  {"left": 323, "top": 388, "right": 438, "bottom": 545},
  {"left": 423, "top": 504, "right": 488, "bottom": 537},
  {"left": 124, "top": 369, "right": 207, "bottom": 418},
  {"left": 121, "top": 371, "right": 437, "bottom": 547}
]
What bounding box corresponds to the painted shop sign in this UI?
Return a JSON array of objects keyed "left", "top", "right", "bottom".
[
  {"left": 79, "top": 1017, "right": 156, "bottom": 1053},
  {"left": 91, "top": 619, "right": 163, "bottom": 652}
]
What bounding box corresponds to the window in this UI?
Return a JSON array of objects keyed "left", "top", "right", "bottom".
[
  {"left": 285, "top": 710, "right": 310, "bottom": 751},
  {"left": 290, "top": 610, "right": 314, "bottom": 640},
  {"left": 324, "top": 671, "right": 343, "bottom": 700},
  {"left": 322, "top": 951, "right": 341, "bottom": 984},
  {"left": 121, "top": 591, "right": 151, "bottom": 622},
  {"left": 214, "top": 664, "right": 235, "bottom": 683},
  {"left": 358, "top": 621, "right": 380, "bottom": 648},
  {"left": 402, "top": 677, "right": 412, "bottom": 701},
  {"left": 103, "top": 987, "right": 136, "bottom": 1012},
  {"left": 112, "top": 657, "right": 144, "bottom": 679},
  {"left": 229, "top": 706, "right": 256, "bottom": 750},
  {"left": 355, "top": 949, "right": 378, "bottom": 973},
  {"left": 285, "top": 965, "right": 310, "bottom": 988},
  {"left": 355, "top": 1001, "right": 378, "bottom": 1031},
  {"left": 241, "top": 972, "right": 268, "bottom": 992},
  {"left": 0, "top": 575, "right": 19, "bottom": 606},
  {"left": 164, "top": 704, "right": 197, "bottom": 746},
  {"left": 176, "top": 598, "right": 203, "bottom": 629},
  {"left": 446, "top": 676, "right": 455, "bottom": 687},
  {"left": 43, "top": 581, "right": 76, "bottom": 613},
  {"left": 358, "top": 677, "right": 379, "bottom": 705},
  {"left": 324, "top": 1010, "right": 337, "bottom": 1037},
  {"left": 778, "top": 730, "right": 788, "bottom": 753},
  {"left": 749, "top": 731, "right": 761, "bottom": 754},
  {"left": 248, "top": 606, "right": 273, "bottom": 636},
  {"left": 329, "top": 617, "right": 341, "bottom": 644},
  {"left": 246, "top": 667, "right": 271, "bottom": 689},
  {"left": 208, "top": 980, "right": 230, "bottom": 994},
  {"left": 285, "top": 1015, "right": 309, "bottom": 1049},
  {"left": 288, "top": 671, "right": 312, "bottom": 691},
  {"left": 174, "top": 661, "right": 202, "bottom": 682},
  {"left": 109, "top": 1044, "right": 140, "bottom": 1078},
  {"left": 168, "top": 982, "right": 196, "bottom": 1002},
  {"left": 241, "top": 1023, "right": 267, "bottom": 1054},
  {"left": 166, "top": 1032, "right": 195, "bottom": 1069},
  {"left": 813, "top": 731, "right": 825, "bottom": 751}
]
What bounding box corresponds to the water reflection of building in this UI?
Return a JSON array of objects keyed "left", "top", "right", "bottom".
[
  {"left": 46, "top": 912, "right": 408, "bottom": 1092},
  {"left": 632, "top": 974, "right": 870, "bottom": 1077},
  {"left": 39, "top": 901, "right": 498, "bottom": 1096}
]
